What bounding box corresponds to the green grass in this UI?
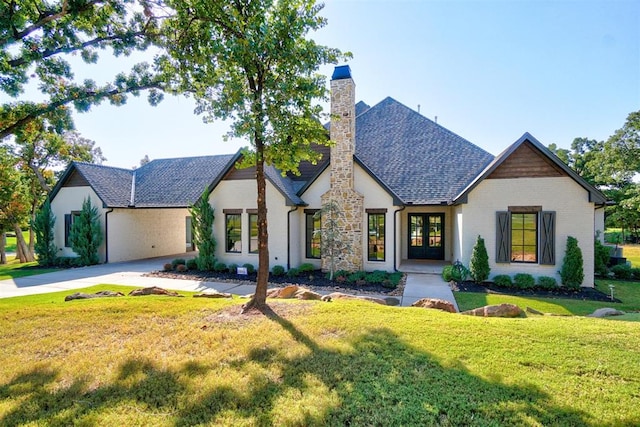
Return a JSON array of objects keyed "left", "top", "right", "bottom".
[
  {"left": 0, "top": 260, "right": 58, "bottom": 280},
  {"left": 455, "top": 279, "right": 640, "bottom": 316},
  {"left": 3, "top": 231, "right": 29, "bottom": 253},
  {"left": 1, "top": 285, "right": 639, "bottom": 426},
  {"left": 621, "top": 244, "right": 640, "bottom": 267}
]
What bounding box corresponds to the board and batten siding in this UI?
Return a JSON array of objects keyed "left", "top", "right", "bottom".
[{"left": 458, "top": 176, "right": 596, "bottom": 286}]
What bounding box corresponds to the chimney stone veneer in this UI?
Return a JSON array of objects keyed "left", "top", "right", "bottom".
[{"left": 321, "top": 66, "right": 364, "bottom": 272}]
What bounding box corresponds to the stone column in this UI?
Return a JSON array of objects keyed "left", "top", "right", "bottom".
[{"left": 321, "top": 65, "right": 364, "bottom": 272}]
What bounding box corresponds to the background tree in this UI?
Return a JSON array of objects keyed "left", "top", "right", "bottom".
[
  {"left": 315, "top": 201, "right": 351, "bottom": 281},
  {"left": 69, "top": 197, "right": 103, "bottom": 266},
  {"left": 161, "top": 0, "right": 347, "bottom": 312},
  {"left": 190, "top": 187, "right": 216, "bottom": 271},
  {"left": 0, "top": 146, "right": 31, "bottom": 263},
  {"left": 1, "top": 0, "right": 167, "bottom": 141},
  {"left": 469, "top": 235, "right": 490, "bottom": 283},
  {"left": 32, "top": 198, "right": 57, "bottom": 266}
]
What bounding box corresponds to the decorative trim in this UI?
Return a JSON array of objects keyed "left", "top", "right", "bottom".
[
  {"left": 246, "top": 209, "right": 258, "bottom": 214},
  {"left": 365, "top": 208, "right": 387, "bottom": 214},
  {"left": 223, "top": 209, "right": 242, "bottom": 215},
  {"left": 508, "top": 206, "right": 542, "bottom": 213}
]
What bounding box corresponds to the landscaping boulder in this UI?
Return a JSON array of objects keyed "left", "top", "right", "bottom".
[
  {"left": 292, "top": 289, "right": 323, "bottom": 300},
  {"left": 320, "top": 292, "right": 386, "bottom": 305},
  {"left": 128, "top": 286, "right": 183, "bottom": 297},
  {"left": 587, "top": 308, "right": 626, "bottom": 318},
  {"left": 411, "top": 298, "right": 457, "bottom": 313},
  {"left": 461, "top": 303, "right": 524, "bottom": 318},
  {"left": 266, "top": 285, "right": 300, "bottom": 299},
  {"left": 193, "top": 291, "right": 233, "bottom": 299},
  {"left": 65, "top": 290, "right": 124, "bottom": 301}
]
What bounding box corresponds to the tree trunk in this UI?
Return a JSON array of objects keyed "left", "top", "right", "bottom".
[
  {"left": 0, "top": 232, "right": 6, "bottom": 264},
  {"left": 13, "top": 224, "right": 34, "bottom": 263},
  {"left": 242, "top": 143, "right": 269, "bottom": 313}
]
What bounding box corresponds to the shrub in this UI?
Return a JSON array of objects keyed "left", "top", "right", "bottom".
[
  {"left": 385, "top": 272, "right": 403, "bottom": 289},
  {"left": 186, "top": 258, "right": 198, "bottom": 270},
  {"left": 611, "top": 264, "right": 632, "bottom": 280},
  {"left": 287, "top": 267, "right": 300, "bottom": 278},
  {"left": 560, "top": 236, "right": 584, "bottom": 289},
  {"left": 537, "top": 276, "right": 558, "bottom": 290},
  {"left": 228, "top": 263, "right": 239, "bottom": 274},
  {"left": 196, "top": 255, "right": 216, "bottom": 272},
  {"left": 56, "top": 257, "right": 80, "bottom": 268},
  {"left": 331, "top": 270, "right": 349, "bottom": 281},
  {"left": 271, "top": 265, "right": 285, "bottom": 276},
  {"left": 365, "top": 270, "right": 387, "bottom": 284},
  {"left": 347, "top": 271, "right": 367, "bottom": 284},
  {"left": 493, "top": 275, "right": 513, "bottom": 288},
  {"left": 242, "top": 263, "right": 255, "bottom": 274},
  {"left": 163, "top": 263, "right": 173, "bottom": 271},
  {"left": 32, "top": 198, "right": 57, "bottom": 267},
  {"left": 190, "top": 187, "right": 216, "bottom": 271},
  {"left": 214, "top": 261, "right": 227, "bottom": 272},
  {"left": 470, "top": 235, "right": 491, "bottom": 283},
  {"left": 513, "top": 273, "right": 535, "bottom": 289},
  {"left": 442, "top": 265, "right": 454, "bottom": 282},
  {"left": 632, "top": 268, "right": 640, "bottom": 281},
  {"left": 594, "top": 238, "right": 610, "bottom": 276},
  {"left": 171, "top": 258, "right": 186, "bottom": 269},
  {"left": 69, "top": 197, "right": 103, "bottom": 266},
  {"left": 451, "top": 261, "right": 469, "bottom": 282},
  {"left": 176, "top": 264, "right": 187, "bottom": 272},
  {"left": 299, "top": 263, "right": 315, "bottom": 273}
]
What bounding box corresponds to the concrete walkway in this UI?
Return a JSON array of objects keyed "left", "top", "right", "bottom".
[{"left": 0, "top": 257, "right": 458, "bottom": 311}]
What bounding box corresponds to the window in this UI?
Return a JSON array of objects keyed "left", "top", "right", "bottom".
[
  {"left": 496, "top": 209, "right": 555, "bottom": 265},
  {"left": 305, "top": 210, "right": 321, "bottom": 259},
  {"left": 249, "top": 213, "right": 258, "bottom": 254},
  {"left": 64, "top": 211, "right": 81, "bottom": 247},
  {"left": 511, "top": 212, "right": 537, "bottom": 262},
  {"left": 368, "top": 212, "right": 385, "bottom": 261},
  {"left": 225, "top": 213, "right": 242, "bottom": 253}
]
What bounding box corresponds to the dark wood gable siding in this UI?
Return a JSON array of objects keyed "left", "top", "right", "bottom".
[
  {"left": 63, "top": 169, "right": 90, "bottom": 187},
  {"left": 223, "top": 163, "right": 256, "bottom": 180},
  {"left": 488, "top": 142, "right": 565, "bottom": 179}
]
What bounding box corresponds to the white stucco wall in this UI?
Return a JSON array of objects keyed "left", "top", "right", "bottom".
[
  {"left": 210, "top": 179, "right": 291, "bottom": 269},
  {"left": 459, "top": 176, "right": 596, "bottom": 286},
  {"left": 50, "top": 186, "right": 108, "bottom": 262},
  {"left": 107, "top": 208, "right": 191, "bottom": 263}
]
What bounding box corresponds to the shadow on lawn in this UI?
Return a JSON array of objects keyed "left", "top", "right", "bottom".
[{"left": 0, "top": 308, "right": 623, "bottom": 426}]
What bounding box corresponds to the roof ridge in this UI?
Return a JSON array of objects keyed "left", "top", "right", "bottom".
[{"left": 73, "top": 161, "right": 133, "bottom": 174}]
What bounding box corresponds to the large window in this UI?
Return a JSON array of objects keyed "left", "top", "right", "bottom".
[
  {"left": 64, "top": 211, "right": 81, "bottom": 247},
  {"left": 249, "top": 213, "right": 258, "bottom": 254},
  {"left": 305, "top": 210, "right": 321, "bottom": 259},
  {"left": 496, "top": 209, "right": 555, "bottom": 265},
  {"left": 511, "top": 212, "right": 537, "bottom": 263},
  {"left": 368, "top": 212, "right": 385, "bottom": 261},
  {"left": 225, "top": 213, "right": 242, "bottom": 253}
]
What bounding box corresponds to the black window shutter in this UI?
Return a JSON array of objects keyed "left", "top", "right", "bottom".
[
  {"left": 64, "top": 214, "right": 72, "bottom": 248},
  {"left": 540, "top": 211, "right": 556, "bottom": 265},
  {"left": 496, "top": 211, "right": 510, "bottom": 263}
]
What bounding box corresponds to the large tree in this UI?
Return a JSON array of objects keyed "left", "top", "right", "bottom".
[
  {"left": 0, "top": 0, "right": 166, "bottom": 141},
  {"left": 161, "top": 0, "right": 347, "bottom": 311}
]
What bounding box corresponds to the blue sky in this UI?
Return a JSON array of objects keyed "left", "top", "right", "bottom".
[{"left": 72, "top": 0, "right": 639, "bottom": 168}]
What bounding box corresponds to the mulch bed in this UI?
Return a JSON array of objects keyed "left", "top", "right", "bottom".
[
  {"left": 451, "top": 281, "right": 620, "bottom": 303},
  {"left": 146, "top": 269, "right": 405, "bottom": 296}
]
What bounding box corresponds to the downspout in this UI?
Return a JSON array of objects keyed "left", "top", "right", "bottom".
[
  {"left": 393, "top": 205, "right": 406, "bottom": 271},
  {"left": 104, "top": 208, "right": 114, "bottom": 263},
  {"left": 287, "top": 206, "right": 299, "bottom": 270}
]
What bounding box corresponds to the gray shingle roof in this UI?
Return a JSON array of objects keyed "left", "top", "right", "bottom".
[
  {"left": 70, "top": 163, "right": 134, "bottom": 207},
  {"left": 354, "top": 97, "right": 494, "bottom": 204},
  {"left": 265, "top": 165, "right": 305, "bottom": 206},
  {"left": 133, "top": 155, "right": 236, "bottom": 207}
]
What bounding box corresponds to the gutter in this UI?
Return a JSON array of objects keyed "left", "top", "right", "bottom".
[
  {"left": 287, "top": 206, "right": 299, "bottom": 270},
  {"left": 393, "top": 205, "right": 406, "bottom": 271},
  {"left": 104, "top": 208, "right": 114, "bottom": 263}
]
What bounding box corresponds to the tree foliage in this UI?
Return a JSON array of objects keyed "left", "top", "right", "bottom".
[
  {"left": 69, "top": 196, "right": 102, "bottom": 265},
  {"left": 160, "top": 0, "right": 347, "bottom": 311},
  {"left": 190, "top": 187, "right": 216, "bottom": 271},
  {"left": 32, "top": 198, "right": 57, "bottom": 266},
  {"left": 0, "top": 0, "right": 166, "bottom": 141},
  {"left": 0, "top": 146, "right": 31, "bottom": 262},
  {"left": 469, "top": 235, "right": 490, "bottom": 283},
  {"left": 559, "top": 236, "right": 584, "bottom": 289}
]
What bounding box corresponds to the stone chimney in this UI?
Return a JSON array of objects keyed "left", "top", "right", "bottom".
[{"left": 321, "top": 65, "right": 364, "bottom": 272}]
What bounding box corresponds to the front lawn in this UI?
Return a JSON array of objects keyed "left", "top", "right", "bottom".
[
  {"left": 0, "top": 285, "right": 639, "bottom": 426},
  {"left": 0, "top": 260, "right": 58, "bottom": 281},
  {"left": 454, "top": 279, "right": 640, "bottom": 316}
]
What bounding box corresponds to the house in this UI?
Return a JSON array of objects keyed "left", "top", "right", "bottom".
[{"left": 49, "top": 65, "right": 607, "bottom": 286}]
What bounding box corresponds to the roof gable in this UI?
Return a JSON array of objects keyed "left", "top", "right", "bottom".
[{"left": 454, "top": 132, "right": 607, "bottom": 204}]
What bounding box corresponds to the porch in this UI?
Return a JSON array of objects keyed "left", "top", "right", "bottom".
[{"left": 397, "top": 259, "right": 450, "bottom": 274}]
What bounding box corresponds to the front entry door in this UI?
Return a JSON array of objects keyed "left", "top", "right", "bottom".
[{"left": 408, "top": 213, "right": 444, "bottom": 260}]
